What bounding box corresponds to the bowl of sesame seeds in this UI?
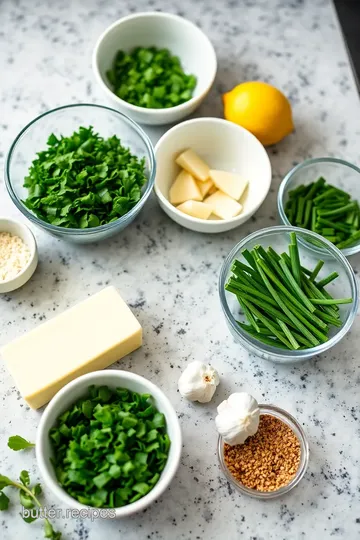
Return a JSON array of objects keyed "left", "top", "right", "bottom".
[
  {"left": 0, "top": 218, "right": 38, "bottom": 293},
  {"left": 217, "top": 404, "right": 309, "bottom": 499}
]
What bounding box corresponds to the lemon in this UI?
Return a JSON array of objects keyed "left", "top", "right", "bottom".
[{"left": 223, "top": 81, "right": 294, "bottom": 146}]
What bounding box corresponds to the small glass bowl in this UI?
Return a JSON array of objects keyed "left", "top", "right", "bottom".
[
  {"left": 217, "top": 404, "right": 309, "bottom": 499},
  {"left": 5, "top": 104, "right": 156, "bottom": 244},
  {"left": 278, "top": 158, "right": 360, "bottom": 257},
  {"left": 219, "top": 225, "right": 358, "bottom": 363}
]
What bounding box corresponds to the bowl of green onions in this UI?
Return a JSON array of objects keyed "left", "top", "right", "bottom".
[
  {"left": 36, "top": 370, "right": 182, "bottom": 518},
  {"left": 92, "top": 12, "right": 217, "bottom": 125},
  {"left": 219, "top": 226, "right": 358, "bottom": 363},
  {"left": 278, "top": 157, "right": 360, "bottom": 257}
]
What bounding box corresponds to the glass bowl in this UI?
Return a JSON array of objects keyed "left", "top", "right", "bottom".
[
  {"left": 218, "top": 225, "right": 358, "bottom": 363},
  {"left": 217, "top": 404, "right": 309, "bottom": 499},
  {"left": 5, "top": 104, "right": 156, "bottom": 243},
  {"left": 278, "top": 158, "right": 360, "bottom": 257}
]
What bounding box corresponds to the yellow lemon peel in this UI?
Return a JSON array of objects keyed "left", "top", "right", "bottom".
[{"left": 223, "top": 81, "right": 294, "bottom": 146}]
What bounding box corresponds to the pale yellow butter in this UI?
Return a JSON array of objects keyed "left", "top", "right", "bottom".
[
  {"left": 204, "top": 190, "right": 243, "bottom": 219},
  {"left": 1, "top": 287, "right": 142, "bottom": 409},
  {"left": 209, "top": 170, "right": 248, "bottom": 201},
  {"left": 177, "top": 200, "right": 213, "bottom": 220},
  {"left": 175, "top": 149, "right": 210, "bottom": 182},
  {"left": 169, "top": 170, "right": 202, "bottom": 205},
  {"left": 197, "top": 178, "right": 214, "bottom": 198}
]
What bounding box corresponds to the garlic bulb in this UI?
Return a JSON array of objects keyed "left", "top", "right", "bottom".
[
  {"left": 215, "top": 392, "right": 260, "bottom": 445},
  {"left": 178, "top": 360, "right": 220, "bottom": 403}
]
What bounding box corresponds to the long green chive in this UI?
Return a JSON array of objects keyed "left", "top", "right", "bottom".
[
  {"left": 314, "top": 310, "right": 342, "bottom": 327},
  {"left": 226, "top": 279, "right": 278, "bottom": 307},
  {"left": 309, "top": 298, "right": 352, "bottom": 305},
  {"left": 309, "top": 260, "right": 324, "bottom": 282},
  {"left": 301, "top": 277, "right": 339, "bottom": 318},
  {"left": 225, "top": 234, "right": 352, "bottom": 351},
  {"left": 278, "top": 294, "right": 326, "bottom": 344},
  {"left": 237, "top": 296, "right": 260, "bottom": 332},
  {"left": 257, "top": 259, "right": 327, "bottom": 330},
  {"left": 241, "top": 299, "right": 292, "bottom": 348},
  {"left": 336, "top": 230, "right": 360, "bottom": 249},
  {"left": 296, "top": 197, "right": 306, "bottom": 224},
  {"left": 276, "top": 319, "right": 300, "bottom": 349},
  {"left": 255, "top": 258, "right": 320, "bottom": 346},
  {"left": 279, "top": 257, "right": 316, "bottom": 312},
  {"left": 316, "top": 272, "right": 339, "bottom": 288},
  {"left": 289, "top": 232, "right": 301, "bottom": 286},
  {"left": 236, "top": 323, "right": 289, "bottom": 349},
  {"left": 303, "top": 200, "right": 313, "bottom": 227},
  {"left": 318, "top": 202, "right": 356, "bottom": 218},
  {"left": 242, "top": 249, "right": 258, "bottom": 270}
]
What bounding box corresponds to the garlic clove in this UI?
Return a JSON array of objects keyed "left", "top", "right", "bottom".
[
  {"left": 215, "top": 392, "right": 260, "bottom": 445},
  {"left": 178, "top": 360, "right": 220, "bottom": 403}
]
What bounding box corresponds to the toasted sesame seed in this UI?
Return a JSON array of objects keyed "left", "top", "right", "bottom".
[{"left": 223, "top": 414, "right": 301, "bottom": 492}]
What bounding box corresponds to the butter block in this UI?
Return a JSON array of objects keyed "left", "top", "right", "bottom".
[
  {"left": 175, "top": 149, "right": 210, "bottom": 182},
  {"left": 209, "top": 169, "right": 249, "bottom": 201},
  {"left": 169, "top": 170, "right": 202, "bottom": 205},
  {"left": 204, "top": 190, "right": 243, "bottom": 219},
  {"left": 177, "top": 200, "right": 213, "bottom": 220},
  {"left": 1, "top": 287, "right": 142, "bottom": 409},
  {"left": 197, "top": 178, "right": 214, "bottom": 198}
]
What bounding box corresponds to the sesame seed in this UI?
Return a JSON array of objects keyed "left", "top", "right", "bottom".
[{"left": 223, "top": 414, "right": 301, "bottom": 492}]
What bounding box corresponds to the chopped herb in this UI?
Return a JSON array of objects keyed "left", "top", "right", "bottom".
[
  {"left": 107, "top": 47, "right": 197, "bottom": 109},
  {"left": 49, "top": 385, "right": 170, "bottom": 508},
  {"left": 23, "top": 127, "right": 147, "bottom": 229}
]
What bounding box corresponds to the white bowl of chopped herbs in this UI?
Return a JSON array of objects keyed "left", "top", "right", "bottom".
[
  {"left": 36, "top": 370, "right": 182, "bottom": 518},
  {"left": 92, "top": 12, "right": 217, "bottom": 125},
  {"left": 5, "top": 104, "right": 156, "bottom": 243}
]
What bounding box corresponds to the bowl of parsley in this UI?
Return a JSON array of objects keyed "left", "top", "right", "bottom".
[
  {"left": 92, "top": 12, "right": 217, "bottom": 125},
  {"left": 5, "top": 103, "right": 156, "bottom": 243},
  {"left": 36, "top": 370, "right": 182, "bottom": 518}
]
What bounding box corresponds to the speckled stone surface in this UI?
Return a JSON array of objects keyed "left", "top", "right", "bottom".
[{"left": 1, "top": 0, "right": 360, "bottom": 538}]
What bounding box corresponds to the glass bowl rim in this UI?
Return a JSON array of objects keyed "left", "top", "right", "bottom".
[
  {"left": 4, "top": 103, "right": 156, "bottom": 236},
  {"left": 277, "top": 157, "right": 360, "bottom": 257},
  {"left": 217, "top": 403, "right": 310, "bottom": 499},
  {"left": 218, "top": 225, "right": 359, "bottom": 361}
]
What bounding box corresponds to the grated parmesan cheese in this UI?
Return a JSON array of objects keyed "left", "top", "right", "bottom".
[{"left": 0, "top": 232, "right": 31, "bottom": 282}]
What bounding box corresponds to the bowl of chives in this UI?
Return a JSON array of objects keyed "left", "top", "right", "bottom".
[
  {"left": 278, "top": 157, "right": 360, "bottom": 257},
  {"left": 219, "top": 226, "right": 358, "bottom": 363}
]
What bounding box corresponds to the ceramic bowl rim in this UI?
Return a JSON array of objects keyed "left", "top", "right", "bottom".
[
  {"left": 0, "top": 217, "right": 37, "bottom": 287},
  {"left": 154, "top": 117, "right": 272, "bottom": 226},
  {"left": 92, "top": 11, "right": 217, "bottom": 115},
  {"left": 35, "top": 370, "right": 182, "bottom": 518}
]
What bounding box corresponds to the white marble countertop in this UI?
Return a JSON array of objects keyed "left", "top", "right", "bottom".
[{"left": 1, "top": 0, "right": 360, "bottom": 538}]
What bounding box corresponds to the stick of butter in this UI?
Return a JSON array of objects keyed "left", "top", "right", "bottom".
[{"left": 1, "top": 287, "right": 142, "bottom": 409}]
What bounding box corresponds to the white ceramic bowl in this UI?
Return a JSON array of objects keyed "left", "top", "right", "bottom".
[
  {"left": 154, "top": 118, "right": 272, "bottom": 233},
  {"left": 92, "top": 12, "right": 217, "bottom": 125},
  {"left": 36, "top": 370, "right": 182, "bottom": 518},
  {"left": 0, "top": 218, "right": 38, "bottom": 293}
]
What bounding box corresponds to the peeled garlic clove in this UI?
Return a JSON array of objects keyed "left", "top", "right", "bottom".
[
  {"left": 178, "top": 360, "right": 220, "bottom": 403},
  {"left": 215, "top": 392, "right": 260, "bottom": 445}
]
